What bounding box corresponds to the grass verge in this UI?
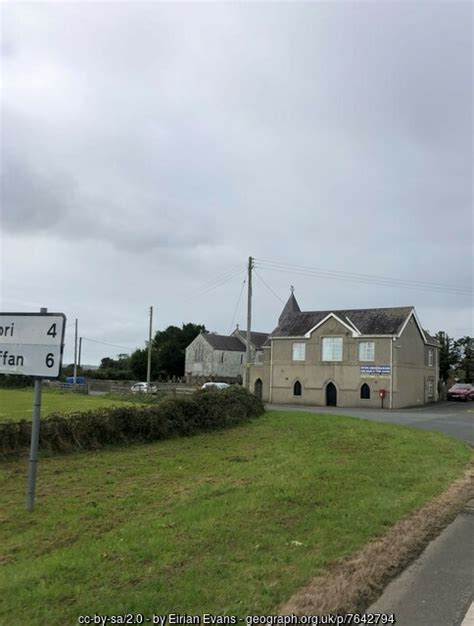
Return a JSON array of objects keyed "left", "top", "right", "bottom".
[
  {"left": 0, "top": 388, "right": 138, "bottom": 422},
  {"left": 0, "top": 411, "right": 472, "bottom": 624},
  {"left": 280, "top": 465, "right": 473, "bottom": 615}
]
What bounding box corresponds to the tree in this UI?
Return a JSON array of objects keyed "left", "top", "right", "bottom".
[
  {"left": 93, "top": 353, "right": 134, "bottom": 379},
  {"left": 99, "top": 357, "right": 116, "bottom": 370},
  {"left": 153, "top": 323, "right": 206, "bottom": 378},
  {"left": 91, "top": 324, "right": 206, "bottom": 382},
  {"left": 435, "top": 332, "right": 460, "bottom": 382},
  {"left": 129, "top": 347, "right": 159, "bottom": 380},
  {"left": 454, "top": 336, "right": 473, "bottom": 382}
]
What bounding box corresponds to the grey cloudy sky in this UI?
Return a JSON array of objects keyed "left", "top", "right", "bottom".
[{"left": 1, "top": 1, "right": 472, "bottom": 365}]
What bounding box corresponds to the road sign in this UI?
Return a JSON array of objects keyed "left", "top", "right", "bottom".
[{"left": 0, "top": 312, "right": 66, "bottom": 378}]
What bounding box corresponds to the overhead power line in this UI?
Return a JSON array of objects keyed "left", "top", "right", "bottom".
[
  {"left": 189, "top": 263, "right": 245, "bottom": 297},
  {"left": 229, "top": 277, "right": 247, "bottom": 333},
  {"left": 253, "top": 270, "right": 285, "bottom": 304},
  {"left": 189, "top": 266, "right": 247, "bottom": 300},
  {"left": 254, "top": 258, "right": 472, "bottom": 296},
  {"left": 81, "top": 337, "right": 134, "bottom": 352}
]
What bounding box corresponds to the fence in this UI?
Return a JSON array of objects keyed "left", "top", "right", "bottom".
[
  {"left": 54, "top": 382, "right": 89, "bottom": 394},
  {"left": 108, "top": 382, "right": 196, "bottom": 396}
]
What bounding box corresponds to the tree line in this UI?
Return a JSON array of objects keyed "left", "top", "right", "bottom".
[
  {"left": 69, "top": 323, "right": 206, "bottom": 381},
  {"left": 435, "top": 333, "right": 473, "bottom": 384}
]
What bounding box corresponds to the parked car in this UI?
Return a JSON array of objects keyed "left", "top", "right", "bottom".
[
  {"left": 130, "top": 382, "right": 158, "bottom": 394},
  {"left": 447, "top": 383, "right": 474, "bottom": 401},
  {"left": 201, "top": 382, "right": 230, "bottom": 391}
]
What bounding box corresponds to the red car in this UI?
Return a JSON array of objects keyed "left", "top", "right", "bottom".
[{"left": 447, "top": 383, "right": 474, "bottom": 401}]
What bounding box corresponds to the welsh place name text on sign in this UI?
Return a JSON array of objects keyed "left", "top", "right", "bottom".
[{"left": 0, "top": 313, "right": 66, "bottom": 378}]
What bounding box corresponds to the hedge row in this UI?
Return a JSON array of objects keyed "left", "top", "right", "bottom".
[
  {"left": 0, "top": 374, "right": 34, "bottom": 388},
  {"left": 0, "top": 386, "right": 265, "bottom": 459}
]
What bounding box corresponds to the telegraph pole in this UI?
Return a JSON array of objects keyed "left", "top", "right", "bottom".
[
  {"left": 246, "top": 256, "right": 253, "bottom": 389},
  {"left": 147, "top": 306, "right": 153, "bottom": 385},
  {"left": 78, "top": 337, "right": 82, "bottom": 369},
  {"left": 73, "top": 318, "right": 78, "bottom": 383}
]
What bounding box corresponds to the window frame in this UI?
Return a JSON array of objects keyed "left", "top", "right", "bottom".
[
  {"left": 428, "top": 349, "right": 434, "bottom": 367},
  {"left": 194, "top": 344, "right": 203, "bottom": 362},
  {"left": 292, "top": 342, "right": 306, "bottom": 361},
  {"left": 321, "top": 336, "right": 343, "bottom": 362},
  {"left": 359, "top": 341, "right": 375, "bottom": 362}
]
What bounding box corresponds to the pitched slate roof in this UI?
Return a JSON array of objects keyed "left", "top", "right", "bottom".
[
  {"left": 423, "top": 330, "right": 440, "bottom": 346},
  {"left": 272, "top": 306, "right": 414, "bottom": 337},
  {"left": 202, "top": 333, "right": 246, "bottom": 352},
  {"left": 236, "top": 330, "right": 270, "bottom": 349},
  {"left": 278, "top": 292, "right": 301, "bottom": 324}
]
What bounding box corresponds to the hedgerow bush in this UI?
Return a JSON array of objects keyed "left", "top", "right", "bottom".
[
  {"left": 0, "top": 374, "right": 34, "bottom": 388},
  {"left": 0, "top": 386, "right": 265, "bottom": 459}
]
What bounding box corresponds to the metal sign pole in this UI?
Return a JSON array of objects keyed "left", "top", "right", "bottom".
[
  {"left": 0, "top": 306, "right": 66, "bottom": 511},
  {"left": 26, "top": 306, "right": 47, "bottom": 512},
  {"left": 26, "top": 376, "right": 43, "bottom": 512}
]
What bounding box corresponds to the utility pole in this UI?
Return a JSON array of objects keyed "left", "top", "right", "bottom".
[
  {"left": 73, "top": 318, "right": 78, "bottom": 383},
  {"left": 78, "top": 337, "right": 82, "bottom": 369},
  {"left": 246, "top": 256, "right": 253, "bottom": 389},
  {"left": 147, "top": 306, "right": 153, "bottom": 385}
]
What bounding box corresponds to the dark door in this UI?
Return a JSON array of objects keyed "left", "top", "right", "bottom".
[
  {"left": 326, "top": 382, "right": 337, "bottom": 406},
  {"left": 254, "top": 378, "right": 263, "bottom": 399}
]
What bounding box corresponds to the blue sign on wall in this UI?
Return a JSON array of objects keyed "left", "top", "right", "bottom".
[{"left": 360, "top": 365, "right": 391, "bottom": 378}]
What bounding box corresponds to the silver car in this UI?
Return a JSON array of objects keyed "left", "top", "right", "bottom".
[
  {"left": 201, "top": 382, "right": 230, "bottom": 390},
  {"left": 130, "top": 382, "right": 158, "bottom": 394}
]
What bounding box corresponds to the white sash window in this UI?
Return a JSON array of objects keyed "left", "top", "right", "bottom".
[{"left": 322, "top": 337, "right": 343, "bottom": 361}]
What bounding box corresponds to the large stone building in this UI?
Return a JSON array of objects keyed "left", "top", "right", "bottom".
[
  {"left": 185, "top": 327, "right": 269, "bottom": 383},
  {"left": 249, "top": 293, "right": 439, "bottom": 409}
]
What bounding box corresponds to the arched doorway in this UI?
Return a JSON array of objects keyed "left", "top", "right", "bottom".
[
  {"left": 254, "top": 378, "right": 263, "bottom": 399},
  {"left": 360, "top": 383, "right": 370, "bottom": 399},
  {"left": 326, "top": 382, "right": 337, "bottom": 406}
]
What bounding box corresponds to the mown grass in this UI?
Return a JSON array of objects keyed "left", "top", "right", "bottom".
[
  {"left": 0, "top": 388, "right": 138, "bottom": 422},
  {"left": 0, "top": 411, "right": 471, "bottom": 624}
]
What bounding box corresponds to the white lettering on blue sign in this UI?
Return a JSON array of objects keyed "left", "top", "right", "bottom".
[{"left": 360, "top": 365, "right": 391, "bottom": 378}]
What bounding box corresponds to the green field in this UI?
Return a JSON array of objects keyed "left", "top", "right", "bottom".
[
  {"left": 0, "top": 410, "right": 471, "bottom": 625},
  {"left": 0, "top": 388, "right": 136, "bottom": 422}
]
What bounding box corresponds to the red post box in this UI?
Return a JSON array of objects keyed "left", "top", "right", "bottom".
[{"left": 379, "top": 388, "right": 386, "bottom": 408}]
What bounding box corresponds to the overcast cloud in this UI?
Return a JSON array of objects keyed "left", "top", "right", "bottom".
[{"left": 1, "top": 2, "right": 472, "bottom": 365}]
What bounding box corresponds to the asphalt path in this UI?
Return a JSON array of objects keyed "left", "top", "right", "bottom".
[{"left": 267, "top": 400, "right": 474, "bottom": 625}]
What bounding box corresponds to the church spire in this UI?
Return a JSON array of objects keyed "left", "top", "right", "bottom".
[{"left": 278, "top": 287, "right": 301, "bottom": 325}]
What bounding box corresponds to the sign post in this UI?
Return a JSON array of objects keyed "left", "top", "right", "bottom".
[
  {"left": 0, "top": 308, "right": 66, "bottom": 511},
  {"left": 26, "top": 374, "right": 44, "bottom": 512}
]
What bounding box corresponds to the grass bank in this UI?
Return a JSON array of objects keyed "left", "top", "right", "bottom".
[
  {"left": 0, "top": 411, "right": 471, "bottom": 624},
  {"left": 0, "top": 388, "right": 138, "bottom": 422}
]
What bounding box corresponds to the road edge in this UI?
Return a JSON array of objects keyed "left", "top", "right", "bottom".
[{"left": 279, "top": 463, "right": 474, "bottom": 616}]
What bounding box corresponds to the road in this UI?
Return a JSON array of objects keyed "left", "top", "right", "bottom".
[
  {"left": 268, "top": 400, "right": 473, "bottom": 625},
  {"left": 367, "top": 500, "right": 474, "bottom": 626}
]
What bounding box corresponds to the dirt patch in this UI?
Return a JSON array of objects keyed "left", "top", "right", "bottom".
[{"left": 280, "top": 464, "right": 474, "bottom": 615}]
